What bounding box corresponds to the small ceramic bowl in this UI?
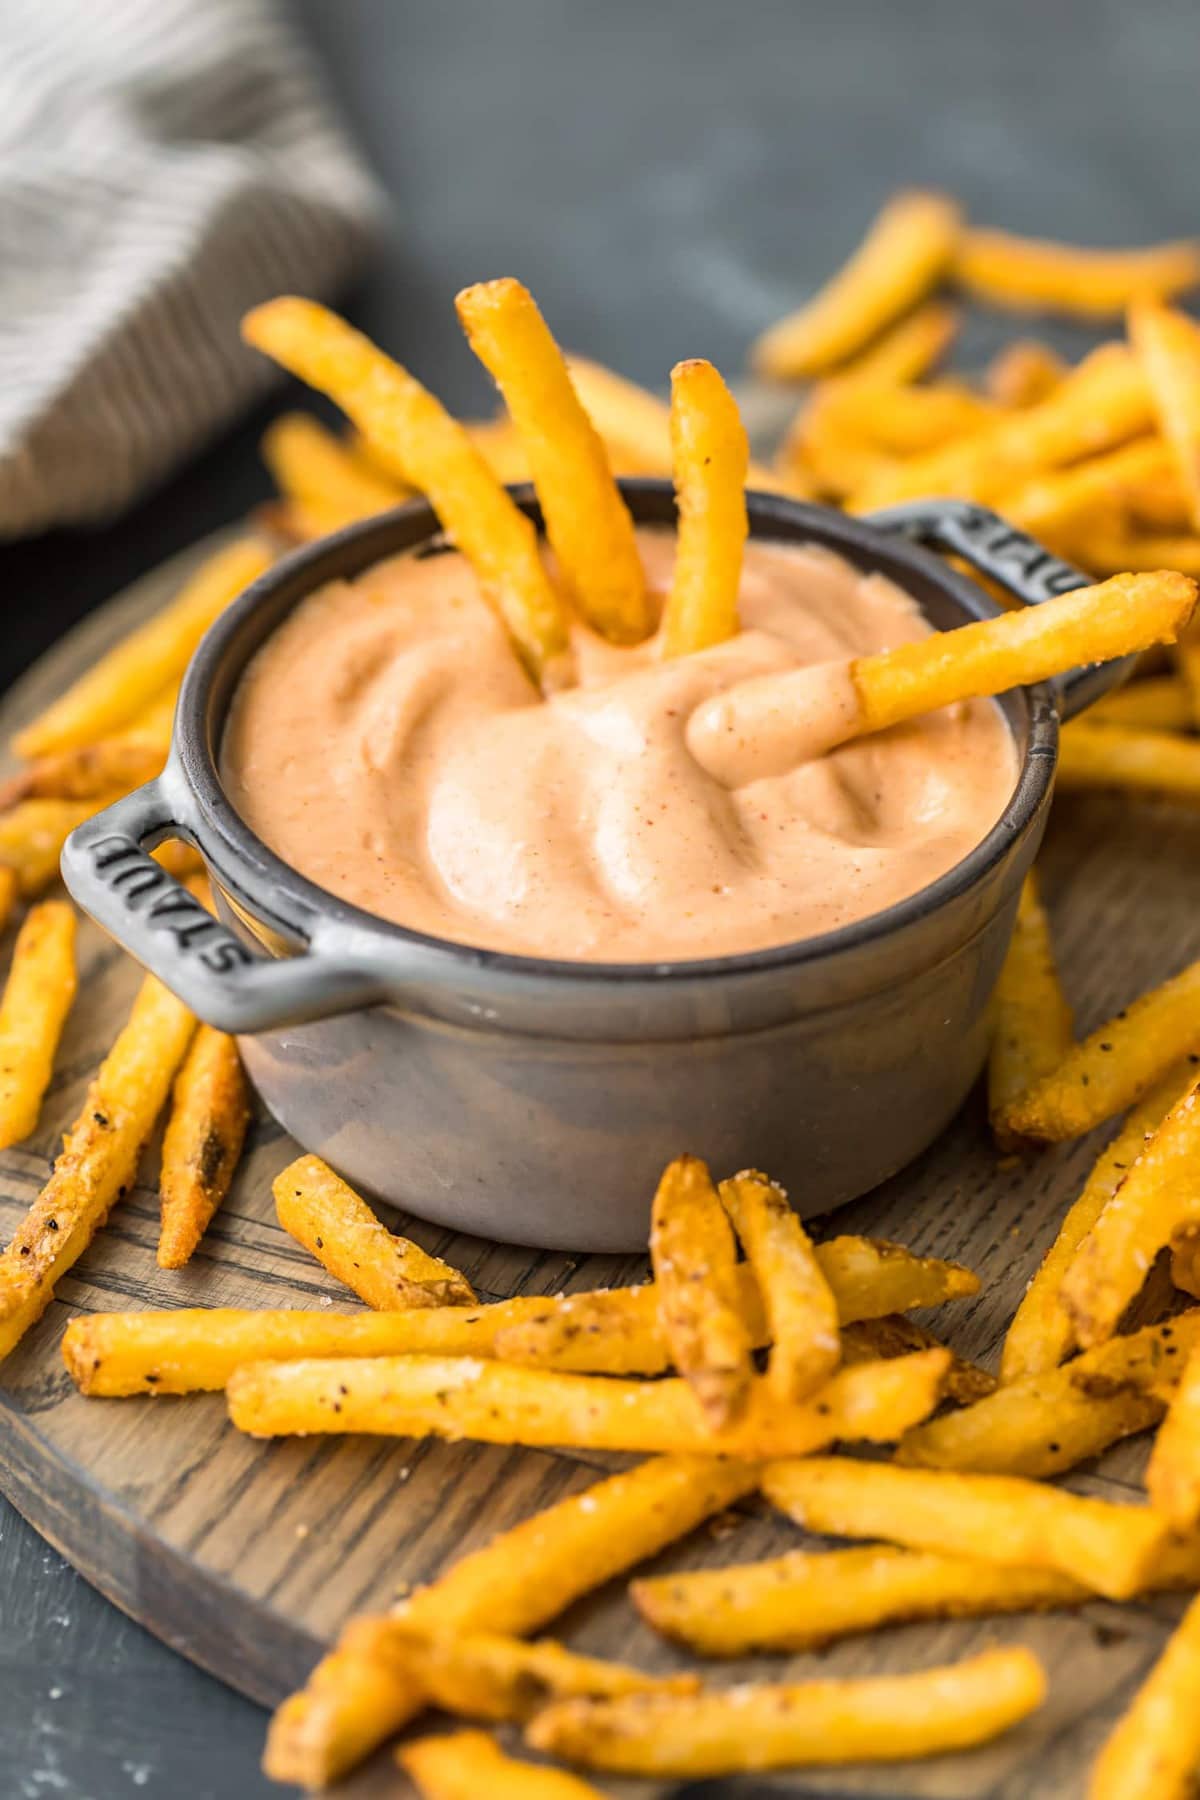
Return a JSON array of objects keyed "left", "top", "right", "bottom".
[{"left": 62, "top": 485, "right": 1116, "bottom": 1250}]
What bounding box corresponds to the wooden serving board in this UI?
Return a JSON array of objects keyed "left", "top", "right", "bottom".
[{"left": 2, "top": 539, "right": 1200, "bottom": 1799}]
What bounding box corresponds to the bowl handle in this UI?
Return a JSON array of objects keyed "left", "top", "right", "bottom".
[
  {"left": 865, "top": 498, "right": 1133, "bottom": 718},
  {"left": 60, "top": 776, "right": 390, "bottom": 1034}
]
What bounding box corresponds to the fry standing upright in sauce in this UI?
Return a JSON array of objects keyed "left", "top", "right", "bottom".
[{"left": 222, "top": 529, "right": 1016, "bottom": 962}]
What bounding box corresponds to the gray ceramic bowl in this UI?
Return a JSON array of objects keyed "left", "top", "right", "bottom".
[{"left": 61, "top": 485, "right": 1118, "bottom": 1250}]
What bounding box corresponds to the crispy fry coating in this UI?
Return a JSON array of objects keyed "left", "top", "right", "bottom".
[
  {"left": 1088, "top": 675, "right": 1192, "bottom": 731},
  {"left": 260, "top": 411, "right": 408, "bottom": 530},
  {"left": 649, "top": 1154, "right": 754, "bottom": 1426},
  {"left": 1057, "top": 721, "right": 1200, "bottom": 800},
  {"left": 1147, "top": 1340, "right": 1200, "bottom": 1531},
  {"left": 273, "top": 1155, "right": 475, "bottom": 1310},
  {"left": 0, "top": 795, "right": 127, "bottom": 897},
  {"left": 399, "top": 1732, "right": 606, "bottom": 1800},
  {"left": 985, "top": 338, "right": 1067, "bottom": 407},
  {"left": 660, "top": 362, "right": 749, "bottom": 658},
  {"left": 720, "top": 1170, "right": 840, "bottom": 1400},
  {"left": 1089, "top": 1590, "right": 1200, "bottom": 1800},
  {"left": 836, "top": 299, "right": 959, "bottom": 387},
  {"left": 839, "top": 1313, "right": 996, "bottom": 1405},
  {"left": 987, "top": 873, "right": 1073, "bottom": 1146},
  {"left": 955, "top": 228, "right": 1200, "bottom": 317},
  {"left": 0, "top": 901, "right": 76, "bottom": 1150},
  {"left": 0, "top": 688, "right": 175, "bottom": 809},
  {"left": 157, "top": 1025, "right": 250, "bottom": 1269},
  {"left": 456, "top": 279, "right": 649, "bottom": 642}
]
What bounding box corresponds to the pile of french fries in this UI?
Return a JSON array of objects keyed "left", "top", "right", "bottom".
[{"left": 3, "top": 204, "right": 1200, "bottom": 1794}]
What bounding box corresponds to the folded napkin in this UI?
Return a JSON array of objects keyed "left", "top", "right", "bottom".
[{"left": 0, "top": 0, "right": 383, "bottom": 537}]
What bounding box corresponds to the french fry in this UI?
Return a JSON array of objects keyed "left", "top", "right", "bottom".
[
  {"left": 0, "top": 795, "right": 126, "bottom": 896},
  {"left": 1147, "top": 1341, "right": 1200, "bottom": 1531},
  {"left": 1088, "top": 674, "right": 1193, "bottom": 731},
  {"left": 525, "top": 1647, "right": 1046, "bottom": 1775},
  {"left": 649, "top": 1154, "right": 754, "bottom": 1426},
  {"left": 0, "top": 866, "right": 15, "bottom": 934},
  {"left": 752, "top": 190, "right": 962, "bottom": 379},
  {"left": 800, "top": 376, "right": 996, "bottom": 459},
  {"left": 1081, "top": 530, "right": 1200, "bottom": 578},
  {"left": 955, "top": 228, "right": 1200, "bottom": 317},
  {"left": 763, "top": 1456, "right": 1168, "bottom": 1599},
  {"left": 720, "top": 1170, "right": 839, "bottom": 1400},
  {"left": 985, "top": 339, "right": 1067, "bottom": 408},
  {"left": 1001, "top": 438, "right": 1178, "bottom": 545},
  {"left": 633, "top": 1544, "right": 1089, "bottom": 1656},
  {"left": 839, "top": 1314, "right": 996, "bottom": 1405},
  {"left": 0, "top": 973, "right": 196, "bottom": 1359},
  {"left": 341, "top": 1618, "right": 693, "bottom": 1721},
  {"left": 242, "top": 299, "right": 572, "bottom": 690},
  {"left": 274, "top": 1154, "right": 475, "bottom": 1309},
  {"left": 0, "top": 688, "right": 175, "bottom": 809},
  {"left": 1057, "top": 721, "right": 1200, "bottom": 800},
  {"left": 1178, "top": 628, "right": 1200, "bottom": 726},
  {"left": 634, "top": 1529, "right": 1200, "bottom": 1659},
  {"left": 835, "top": 299, "right": 959, "bottom": 387},
  {"left": 0, "top": 901, "right": 76, "bottom": 1151},
  {"left": 1088, "top": 1591, "right": 1200, "bottom": 1800},
  {"left": 264, "top": 1455, "right": 759, "bottom": 1785},
  {"left": 260, "top": 411, "right": 408, "bottom": 530},
  {"left": 399, "top": 1732, "right": 606, "bottom": 1800},
  {"left": 987, "top": 872, "right": 1073, "bottom": 1145},
  {"left": 853, "top": 343, "right": 1152, "bottom": 509},
  {"left": 13, "top": 537, "right": 272, "bottom": 758},
  {"left": 660, "top": 361, "right": 749, "bottom": 658},
  {"left": 1129, "top": 299, "right": 1200, "bottom": 529},
  {"left": 228, "top": 1348, "right": 948, "bottom": 1459},
  {"left": 852, "top": 571, "right": 1196, "bottom": 738},
  {"left": 157, "top": 1024, "right": 251, "bottom": 1269},
  {"left": 496, "top": 1234, "right": 978, "bottom": 1372},
  {"left": 151, "top": 840, "right": 204, "bottom": 880},
  {"left": 1007, "top": 956, "right": 1200, "bottom": 1143},
  {"left": 900, "top": 1312, "right": 1200, "bottom": 1476},
  {"left": 456, "top": 280, "right": 649, "bottom": 643},
  {"left": 1059, "top": 1074, "right": 1200, "bottom": 1349},
  {"left": 464, "top": 418, "right": 532, "bottom": 484},
  {"left": 1001, "top": 1065, "right": 1196, "bottom": 1381}
]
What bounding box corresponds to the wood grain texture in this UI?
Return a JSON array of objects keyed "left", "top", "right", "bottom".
[{"left": 2, "top": 543, "right": 1200, "bottom": 1798}]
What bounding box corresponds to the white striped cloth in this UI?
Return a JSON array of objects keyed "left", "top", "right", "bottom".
[{"left": 0, "top": 0, "right": 383, "bottom": 537}]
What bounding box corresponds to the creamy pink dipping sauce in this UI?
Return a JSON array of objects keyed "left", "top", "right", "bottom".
[{"left": 221, "top": 529, "right": 1018, "bottom": 962}]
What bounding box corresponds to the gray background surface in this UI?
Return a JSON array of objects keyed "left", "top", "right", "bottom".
[{"left": 1, "top": 0, "right": 1196, "bottom": 1793}]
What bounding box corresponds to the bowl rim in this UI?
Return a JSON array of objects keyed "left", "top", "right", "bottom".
[{"left": 177, "top": 480, "right": 1057, "bottom": 988}]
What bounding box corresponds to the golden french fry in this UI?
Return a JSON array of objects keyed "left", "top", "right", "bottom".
[
  {"left": 1057, "top": 720, "right": 1200, "bottom": 799},
  {"left": 399, "top": 1732, "right": 606, "bottom": 1800},
  {"left": 853, "top": 571, "right": 1196, "bottom": 738},
  {"left": 151, "top": 840, "right": 204, "bottom": 880},
  {"left": 261, "top": 411, "right": 408, "bottom": 531},
  {"left": 14, "top": 538, "right": 271, "bottom": 759},
  {"left": 0, "top": 689, "right": 175, "bottom": 810},
  {"left": 264, "top": 1455, "right": 758, "bottom": 1785},
  {"left": 752, "top": 190, "right": 962, "bottom": 379},
  {"left": 901, "top": 1311, "right": 1200, "bottom": 1476},
  {"left": 1129, "top": 299, "right": 1200, "bottom": 529},
  {"left": 228, "top": 1348, "right": 947, "bottom": 1459},
  {"left": 649, "top": 1154, "right": 754, "bottom": 1426},
  {"left": 1001, "top": 1065, "right": 1196, "bottom": 1382},
  {"left": 157, "top": 1024, "right": 250, "bottom": 1269},
  {"left": 987, "top": 872, "right": 1073, "bottom": 1145},
  {"left": 853, "top": 342, "right": 1152, "bottom": 510},
  {"left": 273, "top": 1154, "right": 475, "bottom": 1309},
  {"left": 660, "top": 361, "right": 749, "bottom": 658},
  {"left": 1177, "top": 625, "right": 1200, "bottom": 725},
  {"left": 0, "top": 795, "right": 126, "bottom": 897},
  {"left": 955, "top": 228, "right": 1200, "bottom": 317},
  {"left": 839, "top": 1314, "right": 996, "bottom": 1406},
  {"left": 456, "top": 280, "right": 649, "bottom": 643},
  {"left": 0, "top": 866, "right": 15, "bottom": 934},
  {"left": 985, "top": 339, "right": 1067, "bottom": 408},
  {"left": 495, "top": 1234, "right": 978, "bottom": 1373},
  {"left": 464, "top": 418, "right": 532, "bottom": 484},
  {"left": 342, "top": 1618, "right": 691, "bottom": 1721},
  {"left": 1147, "top": 1341, "right": 1200, "bottom": 1531},
  {"left": 1081, "top": 530, "right": 1200, "bottom": 578},
  {"left": 1089, "top": 674, "right": 1193, "bottom": 731},
  {"left": 1059, "top": 1074, "right": 1200, "bottom": 1348},
  {"left": 720, "top": 1171, "right": 839, "bottom": 1400},
  {"left": 1008, "top": 955, "right": 1200, "bottom": 1143},
  {"left": 1089, "top": 1590, "right": 1200, "bottom": 1800},
  {"left": 835, "top": 299, "right": 959, "bottom": 387},
  {"left": 633, "top": 1544, "right": 1089, "bottom": 1656},
  {"left": 0, "top": 973, "right": 196, "bottom": 1359},
  {"left": 242, "top": 299, "right": 572, "bottom": 690},
  {"left": 0, "top": 901, "right": 76, "bottom": 1150},
  {"left": 801, "top": 377, "right": 996, "bottom": 459},
  {"left": 526, "top": 1647, "right": 1045, "bottom": 1775},
  {"left": 776, "top": 417, "right": 888, "bottom": 503},
  {"left": 1001, "top": 438, "right": 1177, "bottom": 544},
  {"left": 763, "top": 1456, "right": 1167, "bottom": 1599}
]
